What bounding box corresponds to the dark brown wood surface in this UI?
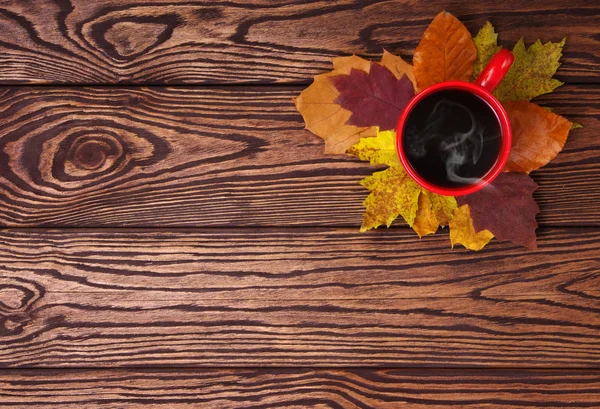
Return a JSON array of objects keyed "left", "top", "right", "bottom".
[
  {"left": 0, "top": 0, "right": 597, "bottom": 84},
  {"left": 0, "top": 228, "right": 599, "bottom": 368},
  {"left": 0, "top": 85, "right": 597, "bottom": 227},
  {"left": 1, "top": 0, "right": 599, "bottom": 406},
  {"left": 1, "top": 368, "right": 600, "bottom": 408}
]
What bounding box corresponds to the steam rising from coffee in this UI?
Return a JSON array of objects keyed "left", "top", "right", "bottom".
[{"left": 403, "top": 93, "right": 500, "bottom": 187}]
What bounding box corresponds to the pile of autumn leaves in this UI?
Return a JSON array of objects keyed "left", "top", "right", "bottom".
[{"left": 294, "top": 11, "right": 577, "bottom": 250}]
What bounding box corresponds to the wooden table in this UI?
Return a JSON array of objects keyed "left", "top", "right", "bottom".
[{"left": 0, "top": 1, "right": 599, "bottom": 407}]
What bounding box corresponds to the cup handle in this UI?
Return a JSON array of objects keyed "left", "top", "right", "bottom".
[{"left": 474, "top": 49, "right": 514, "bottom": 93}]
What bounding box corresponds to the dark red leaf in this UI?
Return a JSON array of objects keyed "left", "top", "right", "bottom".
[
  {"left": 329, "top": 62, "right": 415, "bottom": 131},
  {"left": 457, "top": 173, "right": 540, "bottom": 249}
]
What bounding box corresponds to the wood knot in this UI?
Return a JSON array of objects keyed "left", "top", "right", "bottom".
[
  {"left": 64, "top": 133, "right": 124, "bottom": 176},
  {"left": 88, "top": 14, "right": 182, "bottom": 62},
  {"left": 72, "top": 140, "right": 111, "bottom": 170},
  {"left": 2, "top": 112, "right": 170, "bottom": 197},
  {"left": 0, "top": 276, "right": 43, "bottom": 336},
  {"left": 0, "top": 287, "right": 28, "bottom": 311},
  {"left": 0, "top": 277, "right": 42, "bottom": 313}
]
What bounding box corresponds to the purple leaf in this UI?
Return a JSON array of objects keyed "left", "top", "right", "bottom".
[
  {"left": 457, "top": 172, "right": 540, "bottom": 249},
  {"left": 330, "top": 62, "right": 415, "bottom": 131}
]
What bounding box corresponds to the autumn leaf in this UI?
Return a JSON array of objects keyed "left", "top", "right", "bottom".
[
  {"left": 413, "top": 193, "right": 439, "bottom": 237},
  {"left": 503, "top": 101, "right": 572, "bottom": 173},
  {"left": 413, "top": 11, "right": 477, "bottom": 91},
  {"left": 449, "top": 205, "right": 494, "bottom": 251},
  {"left": 295, "top": 13, "right": 574, "bottom": 250},
  {"left": 293, "top": 55, "right": 377, "bottom": 154},
  {"left": 494, "top": 38, "right": 565, "bottom": 102},
  {"left": 350, "top": 129, "right": 457, "bottom": 236},
  {"left": 380, "top": 49, "right": 417, "bottom": 90},
  {"left": 457, "top": 173, "right": 539, "bottom": 249},
  {"left": 330, "top": 63, "right": 414, "bottom": 131},
  {"left": 413, "top": 191, "right": 458, "bottom": 237},
  {"left": 359, "top": 165, "right": 422, "bottom": 232},
  {"left": 428, "top": 192, "right": 458, "bottom": 226},
  {"left": 331, "top": 55, "right": 371, "bottom": 73},
  {"left": 347, "top": 128, "right": 400, "bottom": 167},
  {"left": 294, "top": 50, "right": 418, "bottom": 153},
  {"left": 472, "top": 21, "right": 501, "bottom": 79},
  {"left": 350, "top": 130, "right": 420, "bottom": 231},
  {"left": 349, "top": 129, "right": 420, "bottom": 232}
]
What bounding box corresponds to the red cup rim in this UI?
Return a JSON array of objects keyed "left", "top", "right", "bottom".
[{"left": 396, "top": 81, "right": 512, "bottom": 196}]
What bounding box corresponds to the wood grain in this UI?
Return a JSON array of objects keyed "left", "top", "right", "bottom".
[
  {"left": 1, "top": 368, "right": 599, "bottom": 408},
  {"left": 0, "top": 228, "right": 599, "bottom": 368},
  {"left": 2, "top": 1, "right": 598, "bottom": 404},
  {"left": 0, "top": 0, "right": 597, "bottom": 84},
  {"left": 0, "top": 85, "right": 597, "bottom": 227}
]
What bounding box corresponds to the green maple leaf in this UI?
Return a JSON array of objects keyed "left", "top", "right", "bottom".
[
  {"left": 472, "top": 21, "right": 501, "bottom": 79},
  {"left": 494, "top": 37, "right": 565, "bottom": 102}
]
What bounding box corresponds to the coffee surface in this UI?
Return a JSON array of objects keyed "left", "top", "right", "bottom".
[{"left": 402, "top": 89, "right": 502, "bottom": 188}]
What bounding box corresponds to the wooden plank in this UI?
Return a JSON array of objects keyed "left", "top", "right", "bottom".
[
  {"left": 0, "top": 0, "right": 597, "bottom": 84},
  {"left": 0, "top": 85, "right": 598, "bottom": 228},
  {"left": 1, "top": 369, "right": 599, "bottom": 408},
  {"left": 0, "top": 228, "right": 599, "bottom": 368}
]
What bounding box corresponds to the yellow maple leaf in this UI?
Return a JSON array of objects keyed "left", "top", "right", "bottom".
[
  {"left": 413, "top": 193, "right": 439, "bottom": 237},
  {"left": 351, "top": 130, "right": 419, "bottom": 231},
  {"left": 360, "top": 166, "right": 422, "bottom": 232},
  {"left": 351, "top": 129, "right": 458, "bottom": 236},
  {"left": 413, "top": 191, "right": 458, "bottom": 237},
  {"left": 293, "top": 55, "right": 376, "bottom": 154},
  {"left": 346, "top": 128, "right": 400, "bottom": 167},
  {"left": 449, "top": 205, "right": 494, "bottom": 251},
  {"left": 429, "top": 192, "right": 458, "bottom": 226}
]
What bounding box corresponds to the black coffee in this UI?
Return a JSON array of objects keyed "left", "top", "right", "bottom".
[{"left": 402, "top": 89, "right": 501, "bottom": 188}]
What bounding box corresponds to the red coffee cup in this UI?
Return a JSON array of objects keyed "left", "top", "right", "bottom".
[{"left": 396, "top": 49, "right": 514, "bottom": 196}]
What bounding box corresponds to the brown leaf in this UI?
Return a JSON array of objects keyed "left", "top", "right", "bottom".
[
  {"left": 457, "top": 172, "right": 539, "bottom": 249},
  {"left": 503, "top": 101, "right": 572, "bottom": 173},
  {"left": 330, "top": 63, "right": 414, "bottom": 131},
  {"left": 293, "top": 55, "right": 376, "bottom": 154},
  {"left": 413, "top": 11, "right": 477, "bottom": 91}
]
